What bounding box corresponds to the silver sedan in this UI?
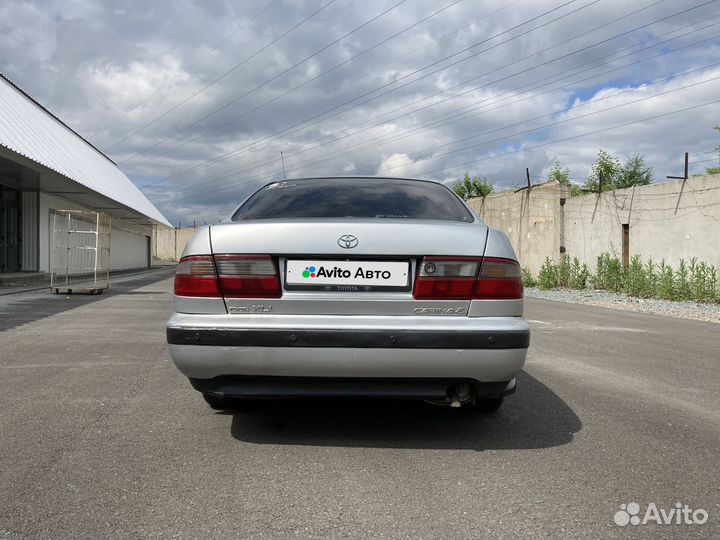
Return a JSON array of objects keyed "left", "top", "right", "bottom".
[{"left": 166, "top": 177, "right": 529, "bottom": 411}]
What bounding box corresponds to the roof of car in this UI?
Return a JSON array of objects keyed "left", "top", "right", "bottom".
[{"left": 265, "top": 176, "right": 443, "bottom": 185}]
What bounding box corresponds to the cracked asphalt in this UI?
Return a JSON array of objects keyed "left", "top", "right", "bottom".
[{"left": 0, "top": 269, "right": 718, "bottom": 539}]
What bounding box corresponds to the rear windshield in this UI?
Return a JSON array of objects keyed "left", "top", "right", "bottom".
[{"left": 231, "top": 178, "right": 473, "bottom": 222}]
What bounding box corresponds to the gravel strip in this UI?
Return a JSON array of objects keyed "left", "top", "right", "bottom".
[{"left": 524, "top": 287, "right": 720, "bottom": 324}]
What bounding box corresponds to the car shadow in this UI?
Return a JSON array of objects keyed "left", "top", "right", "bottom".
[{"left": 228, "top": 371, "right": 581, "bottom": 450}]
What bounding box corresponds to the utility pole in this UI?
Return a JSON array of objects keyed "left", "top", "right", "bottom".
[
  {"left": 668, "top": 152, "right": 690, "bottom": 215},
  {"left": 514, "top": 168, "right": 533, "bottom": 193},
  {"left": 667, "top": 152, "right": 689, "bottom": 182},
  {"left": 280, "top": 152, "right": 287, "bottom": 179}
]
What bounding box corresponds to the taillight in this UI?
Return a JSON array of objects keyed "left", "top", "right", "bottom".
[
  {"left": 414, "top": 257, "right": 482, "bottom": 299},
  {"left": 413, "top": 256, "right": 522, "bottom": 300},
  {"left": 474, "top": 257, "right": 523, "bottom": 299},
  {"left": 214, "top": 255, "right": 281, "bottom": 298},
  {"left": 174, "top": 256, "right": 221, "bottom": 297}
]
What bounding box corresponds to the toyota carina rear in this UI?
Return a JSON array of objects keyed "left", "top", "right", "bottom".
[{"left": 166, "top": 177, "right": 529, "bottom": 411}]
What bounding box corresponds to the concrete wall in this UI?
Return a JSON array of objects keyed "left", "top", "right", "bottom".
[
  {"left": 153, "top": 227, "right": 197, "bottom": 261},
  {"left": 39, "top": 192, "right": 150, "bottom": 272},
  {"left": 466, "top": 174, "right": 720, "bottom": 276},
  {"left": 467, "top": 181, "right": 570, "bottom": 275},
  {"left": 564, "top": 174, "right": 720, "bottom": 271}
]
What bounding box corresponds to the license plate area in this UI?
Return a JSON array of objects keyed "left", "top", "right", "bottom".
[{"left": 284, "top": 259, "right": 411, "bottom": 292}]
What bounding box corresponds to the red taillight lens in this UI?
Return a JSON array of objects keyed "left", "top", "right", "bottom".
[
  {"left": 214, "top": 255, "right": 281, "bottom": 298},
  {"left": 174, "top": 256, "right": 221, "bottom": 297},
  {"left": 414, "top": 257, "right": 482, "bottom": 300},
  {"left": 474, "top": 257, "right": 523, "bottom": 299},
  {"left": 413, "top": 256, "right": 522, "bottom": 300}
]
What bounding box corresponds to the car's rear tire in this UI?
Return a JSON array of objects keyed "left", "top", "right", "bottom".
[{"left": 472, "top": 397, "right": 504, "bottom": 412}]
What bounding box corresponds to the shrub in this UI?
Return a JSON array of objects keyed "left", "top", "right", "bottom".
[
  {"left": 623, "top": 255, "right": 654, "bottom": 298},
  {"left": 537, "top": 256, "right": 589, "bottom": 289},
  {"left": 645, "top": 258, "right": 658, "bottom": 296},
  {"left": 569, "top": 257, "right": 590, "bottom": 289},
  {"left": 531, "top": 252, "right": 719, "bottom": 304},
  {"left": 687, "top": 259, "right": 717, "bottom": 303},
  {"left": 538, "top": 257, "right": 558, "bottom": 290},
  {"left": 521, "top": 267, "right": 536, "bottom": 288},
  {"left": 592, "top": 253, "right": 623, "bottom": 291},
  {"left": 657, "top": 261, "right": 675, "bottom": 300},
  {"left": 556, "top": 255, "right": 571, "bottom": 287},
  {"left": 676, "top": 259, "right": 691, "bottom": 301}
]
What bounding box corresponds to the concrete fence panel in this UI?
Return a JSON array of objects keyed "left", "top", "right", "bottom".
[
  {"left": 467, "top": 174, "right": 720, "bottom": 277},
  {"left": 153, "top": 227, "right": 198, "bottom": 261},
  {"left": 564, "top": 174, "right": 720, "bottom": 271},
  {"left": 468, "top": 181, "right": 569, "bottom": 275}
]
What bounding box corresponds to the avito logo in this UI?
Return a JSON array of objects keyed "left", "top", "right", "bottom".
[
  {"left": 301, "top": 265, "right": 391, "bottom": 280},
  {"left": 614, "top": 502, "right": 708, "bottom": 527}
]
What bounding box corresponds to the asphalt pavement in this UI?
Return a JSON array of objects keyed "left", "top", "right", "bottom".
[{"left": 0, "top": 270, "right": 718, "bottom": 539}]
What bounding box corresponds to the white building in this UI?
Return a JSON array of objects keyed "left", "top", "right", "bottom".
[{"left": 0, "top": 73, "right": 170, "bottom": 275}]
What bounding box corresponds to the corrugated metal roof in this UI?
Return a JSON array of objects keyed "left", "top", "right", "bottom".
[{"left": 0, "top": 73, "right": 171, "bottom": 227}]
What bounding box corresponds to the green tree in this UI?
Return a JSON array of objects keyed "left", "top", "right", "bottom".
[
  {"left": 617, "top": 154, "right": 653, "bottom": 188},
  {"left": 549, "top": 160, "right": 582, "bottom": 196},
  {"left": 548, "top": 160, "right": 570, "bottom": 184},
  {"left": 583, "top": 150, "right": 653, "bottom": 192},
  {"left": 583, "top": 149, "right": 620, "bottom": 192},
  {"left": 453, "top": 173, "right": 494, "bottom": 200}
]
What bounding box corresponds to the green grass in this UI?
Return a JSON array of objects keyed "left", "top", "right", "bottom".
[
  {"left": 527, "top": 253, "right": 719, "bottom": 304},
  {"left": 537, "top": 256, "right": 589, "bottom": 290},
  {"left": 521, "top": 267, "right": 536, "bottom": 288}
]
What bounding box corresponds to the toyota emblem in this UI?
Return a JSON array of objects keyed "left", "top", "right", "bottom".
[{"left": 338, "top": 234, "right": 359, "bottom": 249}]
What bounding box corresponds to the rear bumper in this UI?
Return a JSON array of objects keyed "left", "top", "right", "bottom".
[
  {"left": 166, "top": 327, "right": 529, "bottom": 349},
  {"left": 189, "top": 375, "right": 517, "bottom": 400},
  {"left": 166, "top": 314, "right": 529, "bottom": 385}
]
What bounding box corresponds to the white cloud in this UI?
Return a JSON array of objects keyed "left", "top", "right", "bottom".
[
  {"left": 1, "top": 0, "right": 719, "bottom": 224},
  {"left": 377, "top": 153, "right": 425, "bottom": 177}
]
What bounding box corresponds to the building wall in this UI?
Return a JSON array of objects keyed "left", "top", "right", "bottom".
[
  {"left": 110, "top": 227, "right": 149, "bottom": 270},
  {"left": 467, "top": 182, "right": 569, "bottom": 275},
  {"left": 38, "top": 192, "right": 150, "bottom": 272}
]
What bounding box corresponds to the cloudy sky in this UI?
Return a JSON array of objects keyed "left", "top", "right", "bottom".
[{"left": 2, "top": 0, "right": 719, "bottom": 225}]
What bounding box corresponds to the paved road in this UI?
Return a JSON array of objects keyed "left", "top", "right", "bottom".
[{"left": 0, "top": 271, "right": 718, "bottom": 539}]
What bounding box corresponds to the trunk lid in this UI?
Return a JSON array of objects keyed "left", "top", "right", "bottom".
[
  {"left": 209, "top": 220, "right": 489, "bottom": 317},
  {"left": 210, "top": 219, "right": 488, "bottom": 256}
]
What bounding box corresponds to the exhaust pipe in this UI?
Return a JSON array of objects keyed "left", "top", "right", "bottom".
[{"left": 447, "top": 382, "right": 474, "bottom": 408}]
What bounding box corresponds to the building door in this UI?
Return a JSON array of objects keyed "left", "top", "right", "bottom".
[{"left": 0, "top": 186, "right": 22, "bottom": 273}]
